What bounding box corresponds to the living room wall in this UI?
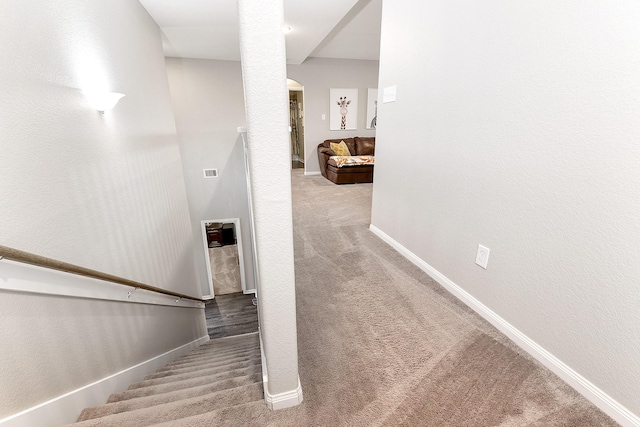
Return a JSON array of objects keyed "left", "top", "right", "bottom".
[
  {"left": 287, "top": 58, "right": 379, "bottom": 174},
  {"left": 371, "top": 0, "right": 640, "bottom": 421}
]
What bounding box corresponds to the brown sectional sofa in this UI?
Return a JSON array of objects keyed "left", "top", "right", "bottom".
[{"left": 317, "top": 137, "right": 375, "bottom": 184}]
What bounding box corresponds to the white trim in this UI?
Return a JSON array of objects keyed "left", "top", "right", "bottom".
[
  {"left": 369, "top": 223, "right": 640, "bottom": 427},
  {"left": 304, "top": 171, "right": 321, "bottom": 176},
  {"left": 0, "top": 335, "right": 210, "bottom": 427},
  {"left": 259, "top": 328, "right": 268, "bottom": 387},
  {"left": 258, "top": 328, "right": 303, "bottom": 410},
  {"left": 265, "top": 377, "right": 303, "bottom": 411},
  {"left": 201, "top": 218, "right": 248, "bottom": 297},
  {"left": 243, "top": 288, "right": 257, "bottom": 295},
  {"left": 0, "top": 259, "right": 204, "bottom": 309},
  {"left": 200, "top": 221, "right": 216, "bottom": 299}
]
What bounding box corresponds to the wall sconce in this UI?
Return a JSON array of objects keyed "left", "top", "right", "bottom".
[{"left": 83, "top": 91, "right": 125, "bottom": 114}]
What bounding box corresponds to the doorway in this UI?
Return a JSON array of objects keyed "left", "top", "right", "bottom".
[
  {"left": 287, "top": 78, "right": 305, "bottom": 170},
  {"left": 201, "top": 218, "right": 247, "bottom": 297}
]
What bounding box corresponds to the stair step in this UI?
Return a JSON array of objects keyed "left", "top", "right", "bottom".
[
  {"left": 180, "top": 336, "right": 259, "bottom": 353},
  {"left": 130, "top": 360, "right": 262, "bottom": 390},
  {"left": 71, "top": 383, "right": 264, "bottom": 426},
  {"left": 165, "top": 351, "right": 258, "bottom": 370},
  {"left": 76, "top": 372, "right": 262, "bottom": 421},
  {"left": 145, "top": 354, "right": 262, "bottom": 379},
  {"left": 173, "top": 339, "right": 258, "bottom": 358},
  {"left": 165, "top": 345, "right": 260, "bottom": 368},
  {"left": 108, "top": 364, "right": 262, "bottom": 403},
  {"left": 151, "top": 400, "right": 268, "bottom": 427},
  {"left": 202, "top": 333, "right": 259, "bottom": 347}
]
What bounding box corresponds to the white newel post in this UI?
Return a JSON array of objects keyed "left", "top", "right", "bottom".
[{"left": 236, "top": 0, "right": 302, "bottom": 410}]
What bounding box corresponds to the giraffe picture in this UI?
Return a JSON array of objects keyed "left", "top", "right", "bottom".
[
  {"left": 366, "top": 88, "right": 378, "bottom": 129},
  {"left": 329, "top": 88, "right": 358, "bottom": 130}
]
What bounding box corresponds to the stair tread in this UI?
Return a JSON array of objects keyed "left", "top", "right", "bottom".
[
  {"left": 204, "top": 333, "right": 259, "bottom": 345},
  {"left": 130, "top": 360, "right": 262, "bottom": 390},
  {"left": 151, "top": 400, "right": 268, "bottom": 427},
  {"left": 109, "top": 364, "right": 262, "bottom": 402},
  {"left": 77, "top": 373, "right": 263, "bottom": 421},
  {"left": 71, "top": 383, "right": 264, "bottom": 426},
  {"left": 166, "top": 346, "right": 260, "bottom": 367},
  {"left": 182, "top": 336, "right": 259, "bottom": 352},
  {"left": 174, "top": 341, "right": 259, "bottom": 358},
  {"left": 146, "top": 354, "right": 262, "bottom": 379}
]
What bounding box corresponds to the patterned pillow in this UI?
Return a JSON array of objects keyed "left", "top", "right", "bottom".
[{"left": 330, "top": 140, "right": 352, "bottom": 156}]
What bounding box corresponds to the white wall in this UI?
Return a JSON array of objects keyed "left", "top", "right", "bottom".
[
  {"left": 287, "top": 58, "right": 379, "bottom": 173},
  {"left": 165, "top": 58, "right": 255, "bottom": 296},
  {"left": 238, "top": 0, "right": 301, "bottom": 405},
  {"left": 371, "top": 0, "right": 640, "bottom": 418},
  {"left": 0, "top": 0, "right": 206, "bottom": 419}
]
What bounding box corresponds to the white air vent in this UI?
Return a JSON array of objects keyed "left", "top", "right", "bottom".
[{"left": 203, "top": 168, "right": 218, "bottom": 178}]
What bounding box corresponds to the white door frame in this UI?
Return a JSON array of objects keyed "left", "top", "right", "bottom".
[{"left": 201, "top": 218, "right": 247, "bottom": 299}]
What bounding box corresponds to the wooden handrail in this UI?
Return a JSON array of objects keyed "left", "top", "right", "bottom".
[{"left": 0, "top": 244, "right": 204, "bottom": 303}]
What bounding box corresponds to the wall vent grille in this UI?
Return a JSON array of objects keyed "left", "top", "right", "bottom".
[{"left": 203, "top": 168, "right": 218, "bottom": 178}]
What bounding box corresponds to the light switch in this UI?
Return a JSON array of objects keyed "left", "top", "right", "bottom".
[{"left": 383, "top": 85, "right": 397, "bottom": 103}]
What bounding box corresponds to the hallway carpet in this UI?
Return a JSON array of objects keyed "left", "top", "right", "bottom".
[{"left": 145, "top": 170, "right": 617, "bottom": 426}]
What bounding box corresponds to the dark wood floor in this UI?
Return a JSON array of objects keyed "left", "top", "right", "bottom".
[{"left": 205, "top": 292, "right": 259, "bottom": 339}]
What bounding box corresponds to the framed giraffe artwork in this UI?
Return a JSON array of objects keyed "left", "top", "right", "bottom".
[
  {"left": 329, "top": 88, "right": 358, "bottom": 131},
  {"left": 366, "top": 88, "right": 378, "bottom": 129}
]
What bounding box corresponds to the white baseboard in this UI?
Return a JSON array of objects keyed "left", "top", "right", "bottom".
[
  {"left": 265, "top": 377, "right": 303, "bottom": 411},
  {"left": 304, "top": 171, "right": 321, "bottom": 176},
  {"left": 369, "top": 224, "right": 640, "bottom": 427},
  {"left": 0, "top": 335, "right": 210, "bottom": 427},
  {"left": 259, "top": 328, "right": 268, "bottom": 387},
  {"left": 243, "top": 288, "right": 257, "bottom": 295},
  {"left": 258, "top": 328, "right": 303, "bottom": 411}
]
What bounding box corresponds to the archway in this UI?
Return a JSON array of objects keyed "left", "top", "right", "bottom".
[{"left": 287, "top": 78, "right": 305, "bottom": 170}]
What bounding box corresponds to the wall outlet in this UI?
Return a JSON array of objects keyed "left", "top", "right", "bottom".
[
  {"left": 475, "top": 244, "right": 490, "bottom": 269},
  {"left": 321, "top": 114, "right": 326, "bottom": 120}
]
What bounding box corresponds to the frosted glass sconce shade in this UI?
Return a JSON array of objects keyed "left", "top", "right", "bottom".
[{"left": 83, "top": 91, "right": 125, "bottom": 113}]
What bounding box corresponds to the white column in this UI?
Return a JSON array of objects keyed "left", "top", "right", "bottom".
[{"left": 237, "top": 0, "right": 302, "bottom": 409}]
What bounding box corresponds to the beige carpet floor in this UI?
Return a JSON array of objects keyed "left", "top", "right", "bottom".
[{"left": 150, "top": 170, "right": 618, "bottom": 426}]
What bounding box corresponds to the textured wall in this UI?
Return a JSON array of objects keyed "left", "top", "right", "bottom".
[
  {"left": 371, "top": 0, "right": 640, "bottom": 416},
  {"left": 287, "top": 58, "right": 379, "bottom": 173},
  {"left": 0, "top": 0, "right": 197, "bottom": 295},
  {"left": 165, "top": 58, "right": 255, "bottom": 297},
  {"left": 237, "top": 0, "right": 300, "bottom": 399},
  {"left": 0, "top": 0, "right": 206, "bottom": 418}
]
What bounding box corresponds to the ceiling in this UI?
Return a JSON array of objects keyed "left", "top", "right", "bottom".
[{"left": 138, "top": 0, "right": 382, "bottom": 64}]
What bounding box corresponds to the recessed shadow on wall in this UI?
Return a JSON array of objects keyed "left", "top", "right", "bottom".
[{"left": 199, "top": 134, "right": 256, "bottom": 294}]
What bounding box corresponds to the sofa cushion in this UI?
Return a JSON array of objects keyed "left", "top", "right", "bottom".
[
  {"left": 323, "top": 138, "right": 356, "bottom": 156},
  {"left": 330, "top": 140, "right": 352, "bottom": 156},
  {"left": 354, "top": 137, "right": 375, "bottom": 156},
  {"left": 329, "top": 155, "right": 375, "bottom": 168}
]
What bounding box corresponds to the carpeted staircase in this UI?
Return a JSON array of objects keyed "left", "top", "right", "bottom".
[{"left": 67, "top": 332, "right": 263, "bottom": 427}]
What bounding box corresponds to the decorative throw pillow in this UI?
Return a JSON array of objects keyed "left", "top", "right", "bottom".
[{"left": 330, "top": 140, "right": 352, "bottom": 156}]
